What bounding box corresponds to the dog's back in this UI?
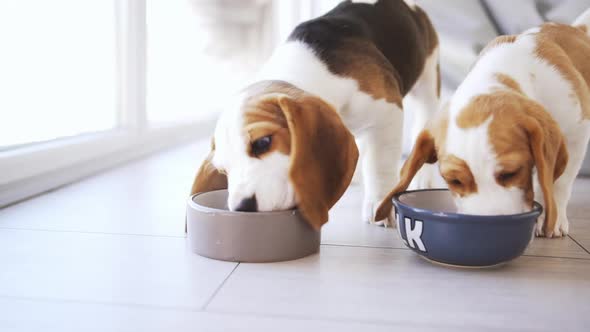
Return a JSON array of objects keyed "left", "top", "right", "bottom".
[
  {"left": 535, "top": 18, "right": 590, "bottom": 120},
  {"left": 288, "top": 0, "right": 437, "bottom": 95}
]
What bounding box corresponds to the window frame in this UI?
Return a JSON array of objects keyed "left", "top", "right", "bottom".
[{"left": 0, "top": 0, "right": 216, "bottom": 207}]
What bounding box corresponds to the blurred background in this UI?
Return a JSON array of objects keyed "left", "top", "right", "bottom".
[{"left": 0, "top": 0, "right": 588, "bottom": 207}]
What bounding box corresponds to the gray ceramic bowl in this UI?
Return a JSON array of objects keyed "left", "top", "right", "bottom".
[
  {"left": 186, "top": 190, "right": 320, "bottom": 263},
  {"left": 393, "top": 189, "right": 542, "bottom": 267}
]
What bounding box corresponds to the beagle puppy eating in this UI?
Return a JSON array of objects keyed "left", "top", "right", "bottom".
[
  {"left": 190, "top": 0, "right": 440, "bottom": 230},
  {"left": 377, "top": 10, "right": 590, "bottom": 238}
]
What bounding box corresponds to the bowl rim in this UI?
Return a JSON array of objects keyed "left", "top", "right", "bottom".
[
  {"left": 393, "top": 189, "right": 543, "bottom": 222},
  {"left": 188, "top": 190, "right": 299, "bottom": 216}
]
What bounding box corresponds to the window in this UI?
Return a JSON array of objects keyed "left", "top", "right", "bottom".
[
  {"left": 0, "top": 0, "right": 117, "bottom": 149},
  {"left": 0, "top": 0, "right": 336, "bottom": 207},
  {"left": 0, "top": 0, "right": 276, "bottom": 207},
  {"left": 146, "top": 0, "right": 261, "bottom": 123}
]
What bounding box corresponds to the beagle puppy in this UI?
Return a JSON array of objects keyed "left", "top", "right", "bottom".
[
  {"left": 377, "top": 9, "right": 590, "bottom": 238},
  {"left": 190, "top": 0, "right": 440, "bottom": 230}
]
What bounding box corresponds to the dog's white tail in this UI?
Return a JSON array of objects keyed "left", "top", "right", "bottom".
[{"left": 573, "top": 8, "right": 590, "bottom": 36}]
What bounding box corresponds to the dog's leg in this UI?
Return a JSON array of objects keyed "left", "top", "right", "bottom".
[
  {"left": 533, "top": 176, "right": 546, "bottom": 236},
  {"left": 403, "top": 47, "right": 442, "bottom": 189},
  {"left": 537, "top": 135, "right": 590, "bottom": 237},
  {"left": 358, "top": 105, "right": 404, "bottom": 227}
]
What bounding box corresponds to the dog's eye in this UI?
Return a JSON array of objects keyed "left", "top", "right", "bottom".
[
  {"left": 251, "top": 135, "right": 272, "bottom": 156},
  {"left": 449, "top": 179, "right": 462, "bottom": 187},
  {"left": 498, "top": 170, "right": 518, "bottom": 182}
]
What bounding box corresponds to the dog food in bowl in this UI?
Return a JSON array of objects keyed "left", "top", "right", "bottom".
[
  {"left": 393, "top": 189, "right": 542, "bottom": 267},
  {"left": 186, "top": 189, "right": 320, "bottom": 263}
]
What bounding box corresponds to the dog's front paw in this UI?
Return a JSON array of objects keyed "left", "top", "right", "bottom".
[
  {"left": 535, "top": 213, "right": 569, "bottom": 238},
  {"left": 535, "top": 212, "right": 545, "bottom": 237},
  {"left": 363, "top": 198, "right": 395, "bottom": 227},
  {"left": 553, "top": 215, "right": 569, "bottom": 237}
]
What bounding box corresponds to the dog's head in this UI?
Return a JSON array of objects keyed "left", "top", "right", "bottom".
[
  {"left": 191, "top": 82, "right": 359, "bottom": 230},
  {"left": 376, "top": 91, "right": 568, "bottom": 236}
]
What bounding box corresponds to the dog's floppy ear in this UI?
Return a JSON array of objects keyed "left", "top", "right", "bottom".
[
  {"left": 375, "top": 107, "right": 449, "bottom": 221},
  {"left": 375, "top": 130, "right": 438, "bottom": 221},
  {"left": 278, "top": 96, "right": 359, "bottom": 230},
  {"left": 187, "top": 139, "right": 227, "bottom": 233},
  {"left": 190, "top": 139, "right": 228, "bottom": 196},
  {"left": 520, "top": 104, "right": 568, "bottom": 237}
]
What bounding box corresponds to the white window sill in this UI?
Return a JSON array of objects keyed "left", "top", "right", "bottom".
[{"left": 0, "top": 118, "right": 215, "bottom": 208}]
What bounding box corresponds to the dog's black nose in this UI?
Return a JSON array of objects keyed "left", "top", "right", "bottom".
[{"left": 234, "top": 196, "right": 258, "bottom": 212}]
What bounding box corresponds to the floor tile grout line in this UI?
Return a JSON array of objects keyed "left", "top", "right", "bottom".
[
  {"left": 207, "top": 309, "right": 398, "bottom": 328},
  {"left": 205, "top": 308, "right": 472, "bottom": 330},
  {"left": 320, "top": 243, "right": 407, "bottom": 250},
  {"left": 208, "top": 309, "right": 400, "bottom": 328},
  {"left": 0, "top": 294, "right": 203, "bottom": 313},
  {"left": 0, "top": 252, "right": 587, "bottom": 324},
  {"left": 521, "top": 253, "right": 590, "bottom": 261},
  {"left": 202, "top": 262, "right": 240, "bottom": 311},
  {"left": 3, "top": 226, "right": 588, "bottom": 261},
  {"left": 0, "top": 293, "right": 411, "bottom": 329},
  {"left": 322, "top": 242, "right": 590, "bottom": 260},
  {"left": 0, "top": 226, "right": 186, "bottom": 239},
  {"left": 568, "top": 235, "right": 590, "bottom": 255}
]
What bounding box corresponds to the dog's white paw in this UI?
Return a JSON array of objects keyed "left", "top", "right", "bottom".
[
  {"left": 363, "top": 198, "right": 395, "bottom": 227},
  {"left": 553, "top": 217, "right": 570, "bottom": 236},
  {"left": 553, "top": 215, "right": 569, "bottom": 237},
  {"left": 535, "top": 211, "right": 545, "bottom": 237},
  {"left": 535, "top": 213, "right": 569, "bottom": 238},
  {"left": 535, "top": 214, "right": 545, "bottom": 237}
]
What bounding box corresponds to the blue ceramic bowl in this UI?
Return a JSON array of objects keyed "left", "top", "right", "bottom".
[{"left": 393, "top": 189, "right": 542, "bottom": 267}]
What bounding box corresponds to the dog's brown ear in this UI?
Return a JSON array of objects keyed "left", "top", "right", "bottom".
[
  {"left": 520, "top": 104, "right": 568, "bottom": 237},
  {"left": 278, "top": 96, "right": 359, "bottom": 230},
  {"left": 187, "top": 139, "right": 228, "bottom": 233},
  {"left": 190, "top": 139, "right": 228, "bottom": 196},
  {"left": 375, "top": 130, "right": 438, "bottom": 221}
]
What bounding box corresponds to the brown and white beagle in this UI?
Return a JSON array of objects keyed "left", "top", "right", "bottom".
[
  {"left": 190, "top": 0, "right": 440, "bottom": 230},
  {"left": 377, "top": 9, "right": 590, "bottom": 238}
]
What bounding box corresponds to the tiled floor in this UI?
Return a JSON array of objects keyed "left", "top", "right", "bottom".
[{"left": 1, "top": 141, "right": 589, "bottom": 332}]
